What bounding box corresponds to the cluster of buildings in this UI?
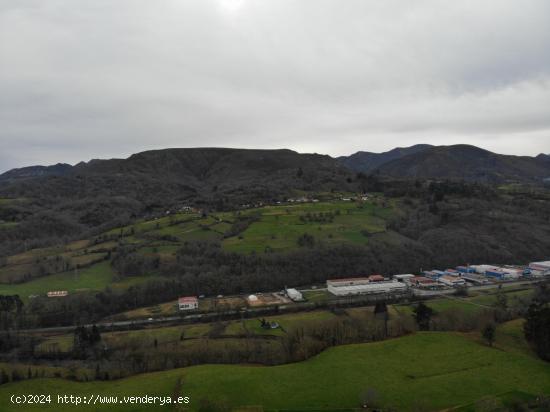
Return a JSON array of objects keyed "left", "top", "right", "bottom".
[
  {"left": 411, "top": 260, "right": 550, "bottom": 289},
  {"left": 326, "top": 260, "right": 550, "bottom": 297},
  {"left": 176, "top": 260, "right": 550, "bottom": 310},
  {"left": 327, "top": 275, "right": 408, "bottom": 296}
]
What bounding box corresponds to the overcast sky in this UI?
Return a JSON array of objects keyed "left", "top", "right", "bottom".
[{"left": 1, "top": 0, "right": 549, "bottom": 172}]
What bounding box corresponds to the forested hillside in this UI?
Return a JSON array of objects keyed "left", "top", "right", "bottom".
[{"left": 0, "top": 148, "right": 355, "bottom": 257}]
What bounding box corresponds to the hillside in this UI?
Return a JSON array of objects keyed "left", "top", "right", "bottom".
[
  {"left": 1, "top": 331, "right": 548, "bottom": 411},
  {"left": 337, "top": 144, "right": 432, "bottom": 173},
  {"left": 0, "top": 163, "right": 72, "bottom": 182},
  {"left": 375, "top": 144, "right": 550, "bottom": 183},
  {"left": 0, "top": 148, "right": 355, "bottom": 256}
]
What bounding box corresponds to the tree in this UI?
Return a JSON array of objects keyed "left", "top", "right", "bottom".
[
  {"left": 413, "top": 302, "right": 434, "bottom": 331},
  {"left": 524, "top": 302, "right": 550, "bottom": 361},
  {"left": 374, "top": 302, "right": 389, "bottom": 337},
  {"left": 495, "top": 290, "right": 508, "bottom": 311},
  {"left": 297, "top": 233, "right": 315, "bottom": 248},
  {"left": 90, "top": 325, "right": 101, "bottom": 344},
  {"left": 482, "top": 323, "right": 496, "bottom": 347}
]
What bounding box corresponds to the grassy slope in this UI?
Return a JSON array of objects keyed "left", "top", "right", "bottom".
[
  {"left": 0, "top": 200, "right": 390, "bottom": 301},
  {"left": 222, "top": 201, "right": 391, "bottom": 253},
  {"left": 0, "top": 261, "right": 150, "bottom": 302},
  {"left": 2, "top": 331, "right": 549, "bottom": 412}
]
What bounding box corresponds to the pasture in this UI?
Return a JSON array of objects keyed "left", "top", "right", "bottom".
[
  {"left": 1, "top": 330, "right": 549, "bottom": 412},
  {"left": 0, "top": 261, "right": 150, "bottom": 302},
  {"left": 222, "top": 200, "right": 392, "bottom": 253}
]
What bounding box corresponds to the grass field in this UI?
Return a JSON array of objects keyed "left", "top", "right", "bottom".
[
  {"left": 1, "top": 330, "right": 549, "bottom": 412},
  {"left": 228, "top": 310, "right": 338, "bottom": 336},
  {"left": 222, "top": 201, "right": 392, "bottom": 253},
  {"left": 0, "top": 261, "right": 121, "bottom": 301}
]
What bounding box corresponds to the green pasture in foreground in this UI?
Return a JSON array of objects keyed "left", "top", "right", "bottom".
[
  {"left": 222, "top": 201, "right": 392, "bottom": 253},
  {"left": 2, "top": 329, "right": 549, "bottom": 412}
]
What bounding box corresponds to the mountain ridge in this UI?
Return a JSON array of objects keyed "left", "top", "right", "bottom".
[
  {"left": 372, "top": 144, "right": 550, "bottom": 183},
  {"left": 337, "top": 144, "right": 433, "bottom": 172}
]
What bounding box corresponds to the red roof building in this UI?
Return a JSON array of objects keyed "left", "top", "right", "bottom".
[{"left": 178, "top": 296, "right": 199, "bottom": 311}]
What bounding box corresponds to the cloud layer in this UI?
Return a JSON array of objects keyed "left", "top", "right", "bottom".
[{"left": 1, "top": 0, "right": 549, "bottom": 172}]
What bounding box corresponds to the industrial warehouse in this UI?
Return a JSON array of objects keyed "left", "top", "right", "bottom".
[
  {"left": 325, "top": 260, "right": 550, "bottom": 297},
  {"left": 327, "top": 276, "right": 408, "bottom": 296}
]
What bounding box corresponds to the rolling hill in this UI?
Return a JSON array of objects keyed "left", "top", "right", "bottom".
[
  {"left": 0, "top": 148, "right": 355, "bottom": 257},
  {"left": 0, "top": 163, "right": 72, "bottom": 183},
  {"left": 337, "top": 143, "right": 432, "bottom": 172},
  {"left": 373, "top": 145, "right": 550, "bottom": 183},
  {"left": 0, "top": 331, "right": 548, "bottom": 411}
]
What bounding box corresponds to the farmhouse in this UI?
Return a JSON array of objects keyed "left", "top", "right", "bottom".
[{"left": 178, "top": 296, "right": 199, "bottom": 311}]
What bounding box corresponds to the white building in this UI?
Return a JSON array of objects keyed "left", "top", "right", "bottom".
[
  {"left": 470, "top": 265, "right": 499, "bottom": 275},
  {"left": 247, "top": 294, "right": 259, "bottom": 304},
  {"left": 529, "top": 261, "right": 550, "bottom": 275},
  {"left": 328, "top": 279, "right": 407, "bottom": 296},
  {"left": 498, "top": 267, "right": 522, "bottom": 279},
  {"left": 438, "top": 275, "right": 466, "bottom": 287},
  {"left": 286, "top": 288, "right": 304, "bottom": 302},
  {"left": 47, "top": 290, "right": 68, "bottom": 298},
  {"left": 178, "top": 296, "right": 199, "bottom": 311}
]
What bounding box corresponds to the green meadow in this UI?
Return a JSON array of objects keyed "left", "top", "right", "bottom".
[
  {"left": 0, "top": 261, "right": 152, "bottom": 302},
  {"left": 222, "top": 200, "right": 392, "bottom": 253},
  {"left": 1, "top": 329, "right": 549, "bottom": 412}
]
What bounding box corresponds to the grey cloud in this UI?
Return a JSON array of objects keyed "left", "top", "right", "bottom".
[{"left": 1, "top": 0, "right": 549, "bottom": 172}]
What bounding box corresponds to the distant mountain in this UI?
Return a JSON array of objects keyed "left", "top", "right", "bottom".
[
  {"left": 0, "top": 148, "right": 356, "bottom": 256},
  {"left": 0, "top": 163, "right": 72, "bottom": 182},
  {"left": 375, "top": 144, "right": 550, "bottom": 183},
  {"left": 338, "top": 144, "right": 432, "bottom": 173},
  {"left": 2, "top": 148, "right": 357, "bottom": 208},
  {"left": 537, "top": 153, "right": 550, "bottom": 162}
]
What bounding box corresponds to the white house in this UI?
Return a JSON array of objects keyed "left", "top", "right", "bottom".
[{"left": 178, "top": 296, "right": 199, "bottom": 311}]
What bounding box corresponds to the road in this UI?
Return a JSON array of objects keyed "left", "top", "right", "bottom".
[{"left": 18, "top": 279, "right": 539, "bottom": 334}]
